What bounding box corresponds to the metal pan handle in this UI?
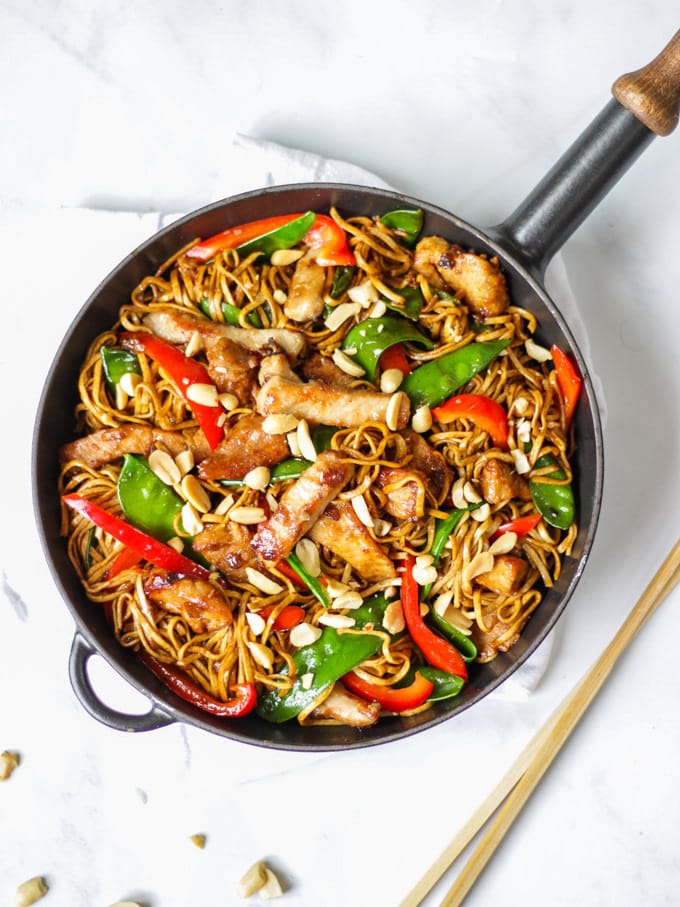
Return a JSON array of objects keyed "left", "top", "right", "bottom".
[
  {"left": 69, "top": 632, "right": 175, "bottom": 732},
  {"left": 489, "top": 29, "right": 680, "bottom": 279}
]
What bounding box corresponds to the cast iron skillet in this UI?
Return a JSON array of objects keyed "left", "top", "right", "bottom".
[{"left": 33, "top": 34, "right": 680, "bottom": 750}]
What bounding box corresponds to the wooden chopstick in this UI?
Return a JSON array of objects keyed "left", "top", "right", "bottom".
[{"left": 401, "top": 537, "right": 680, "bottom": 907}]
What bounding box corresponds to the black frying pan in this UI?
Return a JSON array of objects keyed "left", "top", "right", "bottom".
[{"left": 32, "top": 33, "right": 680, "bottom": 750}]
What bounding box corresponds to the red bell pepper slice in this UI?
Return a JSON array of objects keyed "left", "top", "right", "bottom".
[
  {"left": 342, "top": 669, "right": 434, "bottom": 712},
  {"left": 258, "top": 603, "right": 306, "bottom": 631},
  {"left": 120, "top": 331, "right": 224, "bottom": 450},
  {"left": 137, "top": 650, "right": 257, "bottom": 717},
  {"left": 185, "top": 212, "right": 356, "bottom": 267},
  {"left": 378, "top": 342, "right": 411, "bottom": 377},
  {"left": 550, "top": 345, "right": 582, "bottom": 427},
  {"left": 62, "top": 494, "right": 212, "bottom": 581},
  {"left": 432, "top": 392, "right": 509, "bottom": 450},
  {"left": 302, "top": 214, "right": 356, "bottom": 266},
  {"left": 492, "top": 512, "right": 542, "bottom": 540},
  {"left": 106, "top": 546, "right": 142, "bottom": 579},
  {"left": 400, "top": 555, "right": 468, "bottom": 680}
]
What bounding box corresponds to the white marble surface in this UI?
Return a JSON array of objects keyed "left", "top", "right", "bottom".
[{"left": 2, "top": 3, "right": 680, "bottom": 906}]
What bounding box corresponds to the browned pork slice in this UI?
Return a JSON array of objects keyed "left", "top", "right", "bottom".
[
  {"left": 143, "top": 574, "right": 233, "bottom": 633},
  {"left": 403, "top": 428, "right": 451, "bottom": 499},
  {"left": 471, "top": 608, "right": 528, "bottom": 662},
  {"left": 479, "top": 458, "right": 530, "bottom": 504},
  {"left": 301, "top": 352, "right": 357, "bottom": 388},
  {"left": 309, "top": 684, "right": 381, "bottom": 727},
  {"left": 197, "top": 413, "right": 290, "bottom": 481},
  {"left": 414, "top": 235, "right": 509, "bottom": 321},
  {"left": 284, "top": 252, "right": 326, "bottom": 322},
  {"left": 475, "top": 555, "right": 529, "bottom": 595},
  {"left": 250, "top": 451, "right": 353, "bottom": 562},
  {"left": 191, "top": 521, "right": 261, "bottom": 581},
  {"left": 142, "top": 308, "right": 306, "bottom": 361},
  {"left": 255, "top": 375, "right": 411, "bottom": 430},
  {"left": 375, "top": 467, "right": 428, "bottom": 521},
  {"left": 203, "top": 337, "right": 259, "bottom": 405},
  {"left": 58, "top": 424, "right": 210, "bottom": 469},
  {"left": 308, "top": 501, "right": 397, "bottom": 583},
  {"left": 258, "top": 351, "right": 302, "bottom": 385}
]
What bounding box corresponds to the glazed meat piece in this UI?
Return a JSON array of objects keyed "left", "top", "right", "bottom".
[
  {"left": 251, "top": 451, "right": 353, "bottom": 562},
  {"left": 203, "top": 337, "right": 259, "bottom": 405},
  {"left": 308, "top": 501, "right": 397, "bottom": 582},
  {"left": 301, "top": 352, "right": 357, "bottom": 388},
  {"left": 471, "top": 609, "right": 528, "bottom": 662},
  {"left": 402, "top": 428, "right": 451, "bottom": 499},
  {"left": 58, "top": 424, "right": 210, "bottom": 469},
  {"left": 258, "top": 351, "right": 302, "bottom": 385},
  {"left": 479, "top": 458, "right": 531, "bottom": 504},
  {"left": 143, "top": 574, "right": 233, "bottom": 633},
  {"left": 309, "top": 683, "right": 381, "bottom": 727},
  {"left": 191, "top": 521, "right": 260, "bottom": 582},
  {"left": 375, "top": 467, "right": 426, "bottom": 521},
  {"left": 255, "top": 375, "right": 410, "bottom": 430},
  {"left": 284, "top": 252, "right": 326, "bottom": 322},
  {"left": 475, "top": 555, "right": 529, "bottom": 595},
  {"left": 142, "top": 308, "right": 306, "bottom": 361},
  {"left": 197, "top": 413, "right": 289, "bottom": 481},
  {"left": 414, "top": 235, "right": 509, "bottom": 321}
]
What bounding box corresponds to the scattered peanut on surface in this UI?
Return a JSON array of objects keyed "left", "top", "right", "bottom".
[
  {"left": 14, "top": 876, "right": 48, "bottom": 907},
  {"left": 0, "top": 750, "right": 19, "bottom": 780},
  {"left": 237, "top": 860, "right": 284, "bottom": 900}
]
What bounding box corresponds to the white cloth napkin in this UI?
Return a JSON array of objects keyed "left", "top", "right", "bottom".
[{"left": 58, "top": 134, "right": 605, "bottom": 701}]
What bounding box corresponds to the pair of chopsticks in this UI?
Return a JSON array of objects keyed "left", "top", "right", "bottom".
[{"left": 401, "top": 537, "right": 680, "bottom": 907}]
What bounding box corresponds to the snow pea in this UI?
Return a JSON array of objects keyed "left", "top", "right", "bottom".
[
  {"left": 418, "top": 666, "right": 466, "bottom": 701},
  {"left": 329, "top": 265, "right": 357, "bottom": 299},
  {"left": 351, "top": 592, "right": 393, "bottom": 632},
  {"left": 385, "top": 285, "right": 424, "bottom": 321},
  {"left": 400, "top": 339, "right": 510, "bottom": 408},
  {"left": 117, "top": 454, "right": 185, "bottom": 542},
  {"left": 342, "top": 314, "right": 434, "bottom": 381},
  {"left": 256, "top": 627, "right": 382, "bottom": 723},
  {"left": 199, "top": 296, "right": 262, "bottom": 328},
  {"left": 236, "top": 210, "right": 316, "bottom": 258},
  {"left": 284, "top": 550, "right": 330, "bottom": 607},
  {"left": 101, "top": 346, "right": 141, "bottom": 389},
  {"left": 379, "top": 208, "right": 424, "bottom": 246},
  {"left": 427, "top": 610, "right": 478, "bottom": 663},
  {"left": 529, "top": 454, "right": 575, "bottom": 530}
]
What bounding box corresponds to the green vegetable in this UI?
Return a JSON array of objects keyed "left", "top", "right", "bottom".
[
  {"left": 101, "top": 347, "right": 141, "bottom": 389},
  {"left": 236, "top": 210, "right": 316, "bottom": 258},
  {"left": 117, "top": 454, "right": 185, "bottom": 542},
  {"left": 400, "top": 339, "right": 510, "bottom": 407},
  {"left": 422, "top": 504, "right": 482, "bottom": 599},
  {"left": 329, "top": 265, "right": 357, "bottom": 299},
  {"left": 256, "top": 627, "right": 382, "bottom": 723},
  {"left": 84, "top": 526, "right": 96, "bottom": 569},
  {"left": 384, "top": 286, "right": 425, "bottom": 321},
  {"left": 427, "top": 611, "right": 478, "bottom": 663},
  {"left": 199, "top": 297, "right": 262, "bottom": 328},
  {"left": 379, "top": 208, "right": 424, "bottom": 246},
  {"left": 285, "top": 551, "right": 330, "bottom": 607},
  {"left": 351, "top": 592, "right": 394, "bottom": 632},
  {"left": 342, "top": 314, "right": 434, "bottom": 382},
  {"left": 529, "top": 454, "right": 575, "bottom": 530},
  {"left": 418, "top": 666, "right": 466, "bottom": 701}
]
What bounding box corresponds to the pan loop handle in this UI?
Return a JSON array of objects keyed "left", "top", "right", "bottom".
[
  {"left": 69, "top": 632, "right": 176, "bottom": 733},
  {"left": 488, "top": 29, "right": 680, "bottom": 279},
  {"left": 613, "top": 29, "right": 680, "bottom": 136}
]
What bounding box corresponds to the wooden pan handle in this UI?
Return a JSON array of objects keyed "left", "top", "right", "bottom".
[{"left": 612, "top": 29, "right": 680, "bottom": 136}]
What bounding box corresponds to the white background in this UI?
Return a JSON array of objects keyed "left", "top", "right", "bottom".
[{"left": 1, "top": 3, "right": 679, "bottom": 906}]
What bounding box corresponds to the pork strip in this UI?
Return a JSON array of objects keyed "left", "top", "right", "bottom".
[
  {"left": 479, "top": 458, "right": 531, "bottom": 504},
  {"left": 143, "top": 574, "right": 233, "bottom": 633},
  {"left": 191, "top": 521, "right": 261, "bottom": 582},
  {"left": 375, "top": 467, "right": 426, "bottom": 521},
  {"left": 309, "top": 684, "right": 381, "bottom": 727},
  {"left": 308, "top": 501, "right": 397, "bottom": 582},
  {"left": 197, "top": 413, "right": 290, "bottom": 481},
  {"left": 59, "top": 424, "right": 210, "bottom": 469},
  {"left": 284, "top": 252, "right": 326, "bottom": 322},
  {"left": 250, "top": 450, "right": 353, "bottom": 562},
  {"left": 255, "top": 375, "right": 410, "bottom": 430}
]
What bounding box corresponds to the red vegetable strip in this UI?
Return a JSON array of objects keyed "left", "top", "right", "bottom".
[
  {"left": 400, "top": 555, "right": 468, "bottom": 680},
  {"left": 106, "top": 546, "right": 142, "bottom": 579},
  {"left": 432, "top": 393, "right": 509, "bottom": 450},
  {"left": 342, "top": 669, "right": 434, "bottom": 712},
  {"left": 258, "top": 603, "right": 306, "bottom": 631},
  {"left": 492, "top": 512, "right": 542, "bottom": 540},
  {"left": 62, "top": 494, "right": 212, "bottom": 580},
  {"left": 186, "top": 214, "right": 304, "bottom": 262},
  {"left": 119, "top": 331, "right": 224, "bottom": 450},
  {"left": 137, "top": 650, "right": 257, "bottom": 717},
  {"left": 551, "top": 345, "right": 582, "bottom": 427},
  {"left": 302, "top": 213, "right": 356, "bottom": 266},
  {"left": 378, "top": 342, "right": 411, "bottom": 377}
]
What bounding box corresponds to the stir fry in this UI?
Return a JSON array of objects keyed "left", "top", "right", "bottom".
[{"left": 58, "top": 206, "right": 581, "bottom": 727}]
